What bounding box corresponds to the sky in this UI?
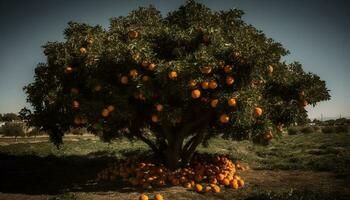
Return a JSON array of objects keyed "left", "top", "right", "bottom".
[{"left": 0, "top": 0, "right": 349, "bottom": 119}]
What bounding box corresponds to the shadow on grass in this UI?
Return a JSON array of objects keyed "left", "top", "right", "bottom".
[{"left": 0, "top": 150, "right": 153, "bottom": 195}]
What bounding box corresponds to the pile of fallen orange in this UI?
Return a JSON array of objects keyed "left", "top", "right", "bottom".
[{"left": 97, "top": 154, "right": 248, "bottom": 194}]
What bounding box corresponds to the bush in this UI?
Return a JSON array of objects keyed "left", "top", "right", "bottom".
[
  {"left": 288, "top": 127, "right": 299, "bottom": 135},
  {"left": 313, "top": 126, "right": 321, "bottom": 132},
  {"left": 322, "top": 126, "right": 335, "bottom": 134},
  {"left": 334, "top": 125, "right": 348, "bottom": 133},
  {"left": 300, "top": 126, "right": 314, "bottom": 134},
  {"left": 1, "top": 122, "right": 25, "bottom": 138}
]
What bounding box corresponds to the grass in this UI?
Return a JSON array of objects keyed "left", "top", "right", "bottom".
[{"left": 0, "top": 132, "right": 349, "bottom": 199}]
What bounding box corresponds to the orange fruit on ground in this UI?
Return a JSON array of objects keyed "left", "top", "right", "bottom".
[
  {"left": 168, "top": 71, "right": 177, "bottom": 79},
  {"left": 209, "top": 80, "right": 218, "bottom": 89},
  {"left": 107, "top": 105, "right": 115, "bottom": 112},
  {"left": 210, "top": 99, "right": 219, "bottom": 108},
  {"left": 191, "top": 89, "right": 201, "bottom": 99},
  {"left": 228, "top": 98, "right": 237, "bottom": 107},
  {"left": 226, "top": 76, "right": 235, "bottom": 85},
  {"left": 219, "top": 114, "right": 230, "bottom": 124},
  {"left": 101, "top": 108, "right": 109, "bottom": 117},
  {"left": 184, "top": 182, "right": 192, "bottom": 188},
  {"left": 201, "top": 81, "right": 209, "bottom": 89},
  {"left": 195, "top": 184, "right": 203, "bottom": 193},
  {"left": 211, "top": 184, "right": 221, "bottom": 193},
  {"left": 224, "top": 65, "right": 232, "bottom": 73},
  {"left": 255, "top": 107, "right": 263, "bottom": 117},
  {"left": 238, "top": 179, "right": 245, "bottom": 187},
  {"left": 268, "top": 65, "right": 274, "bottom": 74},
  {"left": 154, "top": 194, "right": 163, "bottom": 200},
  {"left": 148, "top": 63, "right": 156, "bottom": 71},
  {"left": 200, "top": 66, "right": 212, "bottom": 74},
  {"left": 188, "top": 79, "right": 197, "bottom": 87},
  {"left": 121, "top": 76, "right": 129, "bottom": 84},
  {"left": 222, "top": 178, "right": 230, "bottom": 186},
  {"left": 72, "top": 100, "right": 80, "bottom": 109},
  {"left": 230, "top": 179, "right": 239, "bottom": 189},
  {"left": 129, "top": 69, "right": 138, "bottom": 78},
  {"left": 79, "top": 47, "right": 87, "bottom": 54},
  {"left": 128, "top": 30, "right": 140, "bottom": 39},
  {"left": 142, "top": 75, "right": 150, "bottom": 81},
  {"left": 64, "top": 66, "right": 73, "bottom": 74},
  {"left": 155, "top": 104, "right": 163, "bottom": 112},
  {"left": 151, "top": 114, "right": 160, "bottom": 123},
  {"left": 139, "top": 194, "right": 148, "bottom": 200}
]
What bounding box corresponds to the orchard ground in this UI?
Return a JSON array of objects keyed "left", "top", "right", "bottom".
[{"left": 0, "top": 131, "right": 349, "bottom": 200}]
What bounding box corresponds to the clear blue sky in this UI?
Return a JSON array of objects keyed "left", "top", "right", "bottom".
[{"left": 0, "top": 0, "right": 349, "bottom": 119}]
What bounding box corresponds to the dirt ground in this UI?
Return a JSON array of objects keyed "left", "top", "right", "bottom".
[{"left": 0, "top": 169, "right": 349, "bottom": 200}]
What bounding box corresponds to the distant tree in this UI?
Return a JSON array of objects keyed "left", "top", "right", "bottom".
[
  {"left": 0, "top": 113, "right": 3, "bottom": 121},
  {"left": 2, "top": 113, "right": 20, "bottom": 122},
  {"left": 1, "top": 122, "right": 25, "bottom": 141}
]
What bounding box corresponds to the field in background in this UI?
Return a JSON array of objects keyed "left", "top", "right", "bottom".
[{"left": 0, "top": 131, "right": 349, "bottom": 199}]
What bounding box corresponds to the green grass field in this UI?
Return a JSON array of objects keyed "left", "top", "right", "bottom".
[{"left": 0, "top": 131, "right": 349, "bottom": 199}]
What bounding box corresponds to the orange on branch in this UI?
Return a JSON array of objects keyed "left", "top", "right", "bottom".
[
  {"left": 155, "top": 104, "right": 163, "bottom": 112},
  {"left": 201, "top": 81, "right": 209, "bottom": 89},
  {"left": 128, "top": 30, "right": 140, "bottom": 39},
  {"left": 210, "top": 99, "right": 219, "bottom": 108},
  {"left": 226, "top": 76, "right": 235, "bottom": 85},
  {"left": 255, "top": 107, "right": 263, "bottom": 117},
  {"left": 129, "top": 69, "right": 138, "bottom": 78},
  {"left": 188, "top": 79, "right": 197, "bottom": 87},
  {"left": 121, "top": 76, "right": 129, "bottom": 84},
  {"left": 224, "top": 65, "right": 232, "bottom": 73},
  {"left": 263, "top": 131, "right": 273, "bottom": 140},
  {"left": 200, "top": 66, "right": 212, "bottom": 74},
  {"left": 107, "top": 105, "right": 115, "bottom": 112},
  {"left": 64, "top": 66, "right": 73, "bottom": 74},
  {"left": 219, "top": 114, "right": 230, "bottom": 124},
  {"left": 148, "top": 63, "right": 156, "bottom": 71},
  {"left": 142, "top": 75, "right": 150, "bottom": 81},
  {"left": 191, "top": 89, "right": 201, "bottom": 99},
  {"left": 101, "top": 108, "right": 110, "bottom": 117},
  {"left": 151, "top": 114, "right": 160, "bottom": 123},
  {"left": 168, "top": 71, "right": 177, "bottom": 79},
  {"left": 72, "top": 100, "right": 80, "bottom": 109},
  {"left": 209, "top": 80, "right": 218, "bottom": 89},
  {"left": 228, "top": 98, "right": 237, "bottom": 107},
  {"left": 79, "top": 47, "right": 87, "bottom": 54}
]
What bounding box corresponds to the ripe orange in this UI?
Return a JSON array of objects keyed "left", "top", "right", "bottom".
[
  {"left": 142, "top": 75, "right": 150, "bottom": 81},
  {"left": 107, "top": 105, "right": 115, "bottom": 112},
  {"left": 263, "top": 131, "right": 273, "bottom": 140},
  {"left": 129, "top": 69, "right": 138, "bottom": 78},
  {"left": 155, "top": 104, "right": 163, "bottom": 112},
  {"left": 211, "top": 184, "right": 221, "bottom": 193},
  {"left": 188, "top": 79, "right": 197, "bottom": 87},
  {"left": 226, "top": 76, "right": 235, "bottom": 85},
  {"left": 219, "top": 114, "right": 230, "bottom": 124},
  {"left": 148, "top": 63, "right": 156, "bottom": 71},
  {"left": 195, "top": 184, "right": 203, "bottom": 193},
  {"left": 121, "top": 76, "right": 129, "bottom": 84},
  {"left": 228, "top": 98, "right": 237, "bottom": 107},
  {"left": 191, "top": 89, "right": 201, "bottom": 99},
  {"left": 201, "top": 81, "right": 209, "bottom": 89},
  {"left": 168, "top": 71, "right": 177, "bottom": 79},
  {"left": 64, "top": 66, "right": 73, "bottom": 74},
  {"left": 101, "top": 108, "right": 109, "bottom": 117},
  {"left": 238, "top": 179, "right": 245, "bottom": 187},
  {"left": 154, "top": 194, "right": 163, "bottom": 200},
  {"left": 209, "top": 80, "right": 218, "bottom": 89},
  {"left": 224, "top": 65, "right": 232, "bottom": 73},
  {"left": 139, "top": 193, "right": 148, "bottom": 200},
  {"left": 72, "top": 100, "right": 80, "bottom": 109},
  {"left": 128, "top": 30, "right": 140, "bottom": 39},
  {"left": 255, "top": 107, "right": 263, "bottom": 117},
  {"left": 151, "top": 114, "right": 160, "bottom": 123},
  {"left": 210, "top": 99, "right": 219, "bottom": 108},
  {"left": 230, "top": 179, "right": 239, "bottom": 189},
  {"left": 79, "top": 47, "right": 87, "bottom": 54}
]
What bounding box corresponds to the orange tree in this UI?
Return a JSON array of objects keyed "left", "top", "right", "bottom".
[{"left": 22, "top": 1, "right": 329, "bottom": 169}]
